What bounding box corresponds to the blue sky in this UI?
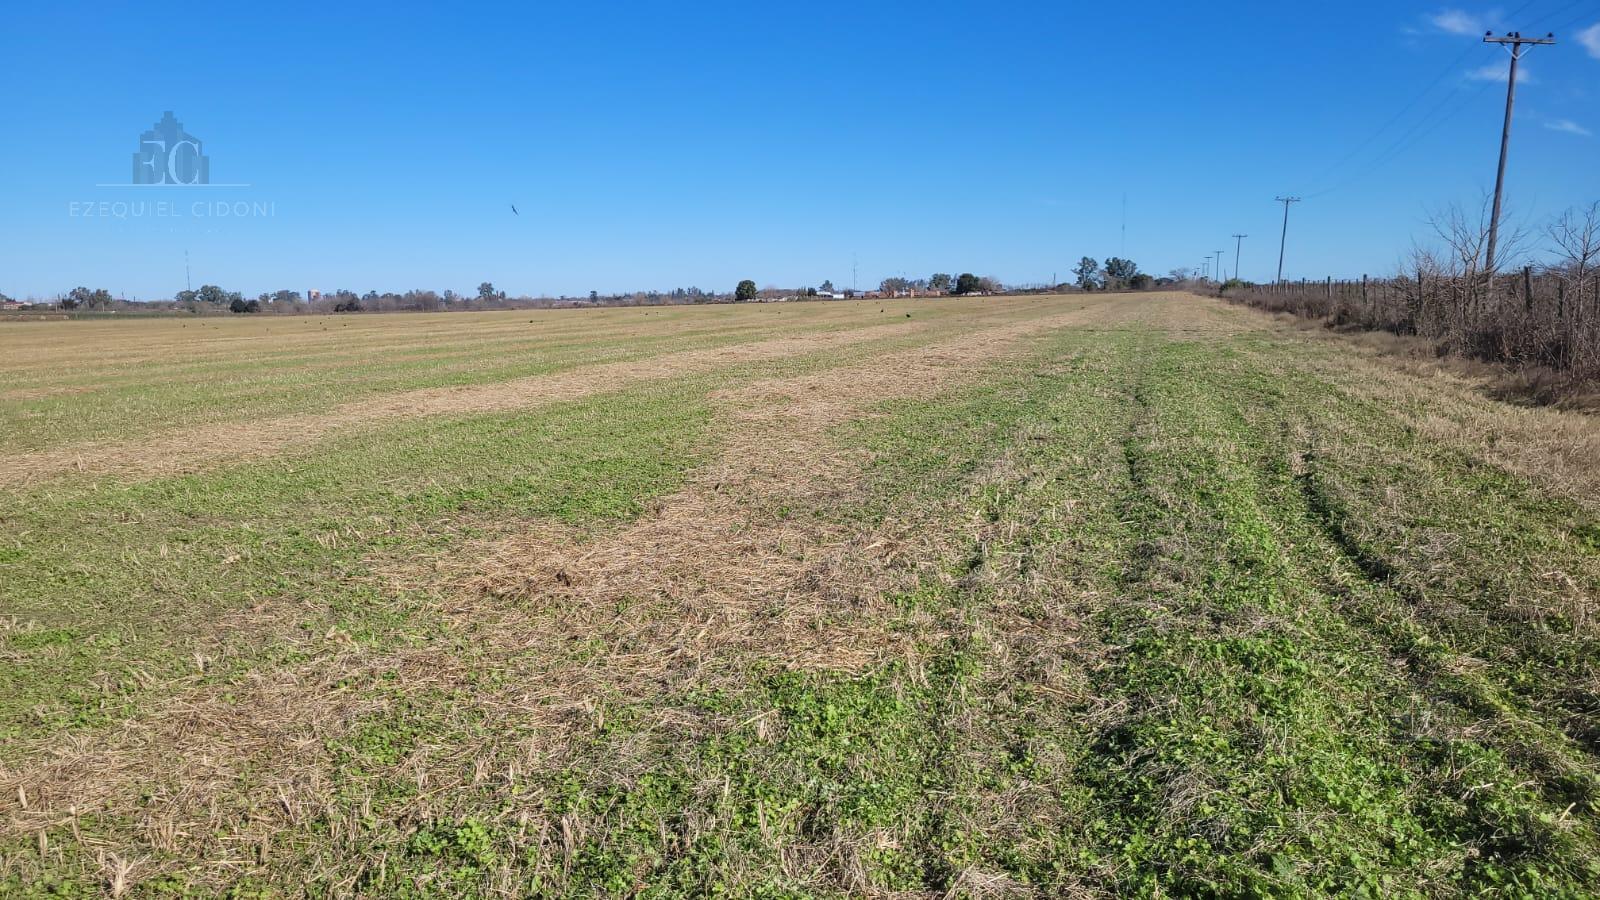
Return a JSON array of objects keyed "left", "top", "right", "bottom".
[{"left": 2, "top": 1, "right": 1597, "bottom": 299}]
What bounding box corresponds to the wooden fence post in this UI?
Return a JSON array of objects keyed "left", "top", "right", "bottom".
[{"left": 1414, "top": 269, "right": 1425, "bottom": 334}]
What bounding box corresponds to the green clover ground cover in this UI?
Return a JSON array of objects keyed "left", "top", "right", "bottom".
[{"left": 4, "top": 302, "right": 1597, "bottom": 896}]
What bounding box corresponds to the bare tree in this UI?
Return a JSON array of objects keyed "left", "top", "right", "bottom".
[
  {"left": 1428, "top": 193, "right": 1534, "bottom": 275},
  {"left": 1548, "top": 202, "right": 1600, "bottom": 330},
  {"left": 1422, "top": 193, "right": 1533, "bottom": 341},
  {"left": 1220, "top": 195, "right": 1599, "bottom": 385},
  {"left": 1428, "top": 201, "right": 1488, "bottom": 279}
]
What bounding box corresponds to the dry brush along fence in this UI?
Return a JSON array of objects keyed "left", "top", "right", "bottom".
[{"left": 1223, "top": 266, "right": 1600, "bottom": 384}]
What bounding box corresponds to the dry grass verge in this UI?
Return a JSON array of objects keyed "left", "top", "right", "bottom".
[{"left": 1241, "top": 310, "right": 1600, "bottom": 508}]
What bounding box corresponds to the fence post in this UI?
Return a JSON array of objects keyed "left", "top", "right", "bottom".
[{"left": 1414, "top": 269, "right": 1424, "bottom": 334}]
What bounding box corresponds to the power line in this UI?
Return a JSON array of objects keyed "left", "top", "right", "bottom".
[
  {"left": 1302, "top": 43, "right": 1477, "bottom": 189},
  {"left": 1302, "top": 74, "right": 1495, "bottom": 200},
  {"left": 1530, "top": 0, "right": 1593, "bottom": 30},
  {"left": 1561, "top": 3, "right": 1600, "bottom": 23},
  {"left": 1295, "top": 0, "right": 1554, "bottom": 197},
  {"left": 1302, "top": 90, "right": 1474, "bottom": 198},
  {"left": 1546, "top": 4, "right": 1600, "bottom": 35},
  {"left": 1499, "top": 0, "right": 1552, "bottom": 28}
]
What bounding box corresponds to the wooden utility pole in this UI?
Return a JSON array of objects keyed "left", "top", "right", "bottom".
[
  {"left": 1214, "top": 250, "right": 1226, "bottom": 284},
  {"left": 1231, "top": 234, "right": 1248, "bottom": 281},
  {"left": 1482, "top": 31, "right": 1554, "bottom": 275},
  {"left": 1274, "top": 197, "right": 1300, "bottom": 284}
]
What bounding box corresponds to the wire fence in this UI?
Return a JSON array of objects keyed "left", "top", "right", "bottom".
[{"left": 1224, "top": 268, "right": 1600, "bottom": 382}]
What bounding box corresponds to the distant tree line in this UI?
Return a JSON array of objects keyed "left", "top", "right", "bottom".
[
  {"left": 16, "top": 283, "right": 733, "bottom": 315},
  {"left": 14, "top": 268, "right": 1052, "bottom": 316},
  {"left": 58, "top": 287, "right": 117, "bottom": 310},
  {"left": 718, "top": 272, "right": 1008, "bottom": 302},
  {"left": 868, "top": 273, "right": 1002, "bottom": 296},
  {"left": 1067, "top": 257, "right": 1154, "bottom": 292}
]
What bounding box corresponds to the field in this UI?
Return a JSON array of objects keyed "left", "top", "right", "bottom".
[{"left": 2, "top": 293, "right": 1599, "bottom": 897}]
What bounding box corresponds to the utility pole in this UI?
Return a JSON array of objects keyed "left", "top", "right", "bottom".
[
  {"left": 1274, "top": 196, "right": 1300, "bottom": 284},
  {"left": 1214, "top": 250, "right": 1226, "bottom": 284},
  {"left": 1231, "top": 234, "right": 1248, "bottom": 281},
  {"left": 1482, "top": 30, "right": 1554, "bottom": 275}
]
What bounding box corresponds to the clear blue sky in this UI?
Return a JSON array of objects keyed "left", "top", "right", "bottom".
[{"left": 3, "top": 1, "right": 1597, "bottom": 299}]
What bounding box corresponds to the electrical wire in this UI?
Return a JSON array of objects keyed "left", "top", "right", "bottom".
[
  {"left": 1292, "top": 0, "right": 1566, "bottom": 198},
  {"left": 1294, "top": 0, "right": 1595, "bottom": 200},
  {"left": 1529, "top": 0, "right": 1593, "bottom": 31},
  {"left": 1301, "top": 42, "right": 1478, "bottom": 188},
  {"left": 1302, "top": 79, "right": 1496, "bottom": 199},
  {"left": 1545, "top": 3, "right": 1600, "bottom": 34}
]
